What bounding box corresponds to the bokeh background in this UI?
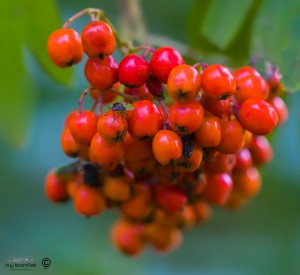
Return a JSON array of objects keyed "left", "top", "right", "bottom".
[{"left": 1, "top": 0, "right": 300, "bottom": 274}]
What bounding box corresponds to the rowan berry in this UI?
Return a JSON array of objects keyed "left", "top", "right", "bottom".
[
  {"left": 89, "top": 133, "right": 124, "bottom": 171},
  {"left": 45, "top": 170, "right": 69, "bottom": 203},
  {"left": 238, "top": 98, "right": 278, "bottom": 135},
  {"left": 269, "top": 96, "right": 289, "bottom": 126},
  {"left": 127, "top": 100, "right": 163, "bottom": 140},
  {"left": 167, "top": 65, "right": 201, "bottom": 101},
  {"left": 200, "top": 94, "right": 231, "bottom": 116},
  {"left": 201, "top": 64, "right": 236, "bottom": 99},
  {"left": 202, "top": 173, "right": 233, "bottom": 205},
  {"left": 97, "top": 109, "right": 128, "bottom": 142},
  {"left": 102, "top": 175, "right": 131, "bottom": 202},
  {"left": 217, "top": 119, "right": 245, "bottom": 154},
  {"left": 110, "top": 220, "right": 145, "bottom": 256},
  {"left": 204, "top": 152, "right": 236, "bottom": 174},
  {"left": 193, "top": 116, "right": 221, "bottom": 147},
  {"left": 81, "top": 20, "right": 116, "bottom": 58},
  {"left": 146, "top": 75, "right": 164, "bottom": 99},
  {"left": 168, "top": 99, "right": 204, "bottom": 135},
  {"left": 121, "top": 184, "right": 152, "bottom": 220},
  {"left": 192, "top": 200, "right": 212, "bottom": 224},
  {"left": 234, "top": 72, "right": 269, "bottom": 103},
  {"left": 69, "top": 110, "right": 98, "bottom": 144},
  {"left": 150, "top": 46, "right": 184, "bottom": 83},
  {"left": 232, "top": 167, "right": 261, "bottom": 197},
  {"left": 124, "top": 85, "right": 153, "bottom": 101},
  {"left": 176, "top": 146, "right": 203, "bottom": 172},
  {"left": 47, "top": 28, "right": 83, "bottom": 68},
  {"left": 74, "top": 184, "right": 105, "bottom": 216},
  {"left": 118, "top": 54, "right": 151, "bottom": 87},
  {"left": 84, "top": 56, "right": 118, "bottom": 90},
  {"left": 152, "top": 130, "right": 183, "bottom": 165},
  {"left": 61, "top": 127, "right": 89, "bottom": 159},
  {"left": 234, "top": 148, "right": 253, "bottom": 171},
  {"left": 249, "top": 135, "right": 273, "bottom": 165}
]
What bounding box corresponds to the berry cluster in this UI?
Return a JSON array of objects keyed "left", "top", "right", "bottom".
[{"left": 45, "top": 8, "right": 289, "bottom": 256}]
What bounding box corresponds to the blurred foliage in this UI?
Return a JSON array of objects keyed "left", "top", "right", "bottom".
[{"left": 0, "top": 0, "right": 300, "bottom": 274}]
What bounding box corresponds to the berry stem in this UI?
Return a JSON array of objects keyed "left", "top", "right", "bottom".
[
  {"left": 158, "top": 99, "right": 169, "bottom": 116},
  {"left": 96, "top": 92, "right": 103, "bottom": 116},
  {"left": 78, "top": 88, "right": 91, "bottom": 114},
  {"left": 108, "top": 88, "right": 138, "bottom": 103},
  {"left": 63, "top": 8, "right": 100, "bottom": 28}
]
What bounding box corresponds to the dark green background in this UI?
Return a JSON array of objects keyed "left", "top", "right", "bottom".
[{"left": 1, "top": 0, "right": 300, "bottom": 274}]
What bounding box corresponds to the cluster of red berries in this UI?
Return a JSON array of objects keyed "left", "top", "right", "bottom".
[{"left": 45, "top": 9, "right": 289, "bottom": 256}]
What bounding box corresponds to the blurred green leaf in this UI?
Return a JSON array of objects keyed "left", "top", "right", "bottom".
[
  {"left": 251, "top": 0, "right": 300, "bottom": 91},
  {"left": 20, "top": 0, "right": 72, "bottom": 85},
  {"left": 201, "top": 0, "right": 253, "bottom": 50},
  {"left": 0, "top": 1, "right": 70, "bottom": 145}
]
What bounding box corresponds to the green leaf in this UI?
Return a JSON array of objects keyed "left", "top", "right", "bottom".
[
  {"left": 20, "top": 0, "right": 72, "bottom": 85},
  {"left": 201, "top": 0, "right": 253, "bottom": 50},
  {"left": 0, "top": 3, "right": 36, "bottom": 146},
  {"left": 251, "top": 0, "right": 300, "bottom": 91}
]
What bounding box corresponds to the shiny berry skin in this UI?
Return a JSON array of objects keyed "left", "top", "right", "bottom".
[
  {"left": 201, "top": 64, "right": 236, "bottom": 99},
  {"left": 194, "top": 116, "right": 221, "bottom": 147},
  {"left": 269, "top": 96, "right": 289, "bottom": 126},
  {"left": 232, "top": 167, "right": 261, "bottom": 197},
  {"left": 152, "top": 130, "right": 183, "bottom": 165},
  {"left": 102, "top": 175, "right": 131, "bottom": 202},
  {"left": 204, "top": 152, "right": 237, "bottom": 174},
  {"left": 200, "top": 94, "right": 231, "bottom": 116},
  {"left": 249, "top": 135, "right": 273, "bottom": 165},
  {"left": 238, "top": 98, "right": 278, "bottom": 135},
  {"left": 81, "top": 20, "right": 116, "bottom": 58},
  {"left": 45, "top": 170, "right": 69, "bottom": 203},
  {"left": 118, "top": 54, "right": 151, "bottom": 87},
  {"left": 124, "top": 85, "right": 153, "bottom": 101},
  {"left": 47, "top": 28, "right": 83, "bottom": 68},
  {"left": 110, "top": 220, "right": 145, "bottom": 256},
  {"left": 217, "top": 119, "right": 245, "bottom": 154},
  {"left": 234, "top": 148, "right": 253, "bottom": 171},
  {"left": 61, "top": 127, "right": 89, "bottom": 159},
  {"left": 89, "top": 133, "right": 124, "bottom": 171},
  {"left": 202, "top": 173, "right": 233, "bottom": 205},
  {"left": 84, "top": 56, "right": 118, "bottom": 90},
  {"left": 69, "top": 111, "right": 98, "bottom": 144},
  {"left": 74, "top": 185, "right": 105, "bottom": 216},
  {"left": 234, "top": 73, "right": 270, "bottom": 103},
  {"left": 150, "top": 46, "right": 184, "bottom": 83},
  {"left": 167, "top": 65, "right": 201, "bottom": 101},
  {"left": 233, "top": 66, "right": 260, "bottom": 79},
  {"left": 127, "top": 100, "right": 163, "bottom": 139},
  {"left": 175, "top": 146, "right": 203, "bottom": 172},
  {"left": 146, "top": 75, "right": 164, "bottom": 98},
  {"left": 97, "top": 110, "right": 128, "bottom": 142},
  {"left": 168, "top": 99, "right": 204, "bottom": 135},
  {"left": 154, "top": 185, "right": 187, "bottom": 213}
]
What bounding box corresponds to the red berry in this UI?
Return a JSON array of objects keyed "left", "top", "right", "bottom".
[
  {"left": 45, "top": 170, "right": 69, "bottom": 203},
  {"left": 69, "top": 111, "right": 98, "bottom": 144},
  {"left": 150, "top": 46, "right": 184, "bottom": 83},
  {"left": 269, "top": 96, "right": 289, "bottom": 126},
  {"left": 47, "top": 28, "right": 83, "bottom": 68},
  {"left": 168, "top": 99, "right": 204, "bottom": 135},
  {"left": 238, "top": 98, "right": 278, "bottom": 135},
  {"left": 201, "top": 64, "right": 236, "bottom": 99},
  {"left": 154, "top": 185, "right": 187, "bottom": 213},
  {"left": 118, "top": 54, "right": 151, "bottom": 87},
  {"left": 200, "top": 94, "right": 230, "bottom": 116},
  {"left": 127, "top": 100, "right": 163, "bottom": 139},
  {"left": 202, "top": 173, "right": 233, "bottom": 205},
  {"left": 124, "top": 85, "right": 153, "bottom": 101},
  {"left": 84, "top": 56, "right": 118, "bottom": 90},
  {"left": 234, "top": 148, "right": 253, "bottom": 171},
  {"left": 152, "top": 130, "right": 183, "bottom": 165},
  {"left": 249, "top": 135, "right": 273, "bottom": 165},
  {"left": 81, "top": 20, "right": 116, "bottom": 57},
  {"left": 167, "top": 64, "right": 201, "bottom": 101},
  {"left": 74, "top": 185, "right": 105, "bottom": 216}
]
